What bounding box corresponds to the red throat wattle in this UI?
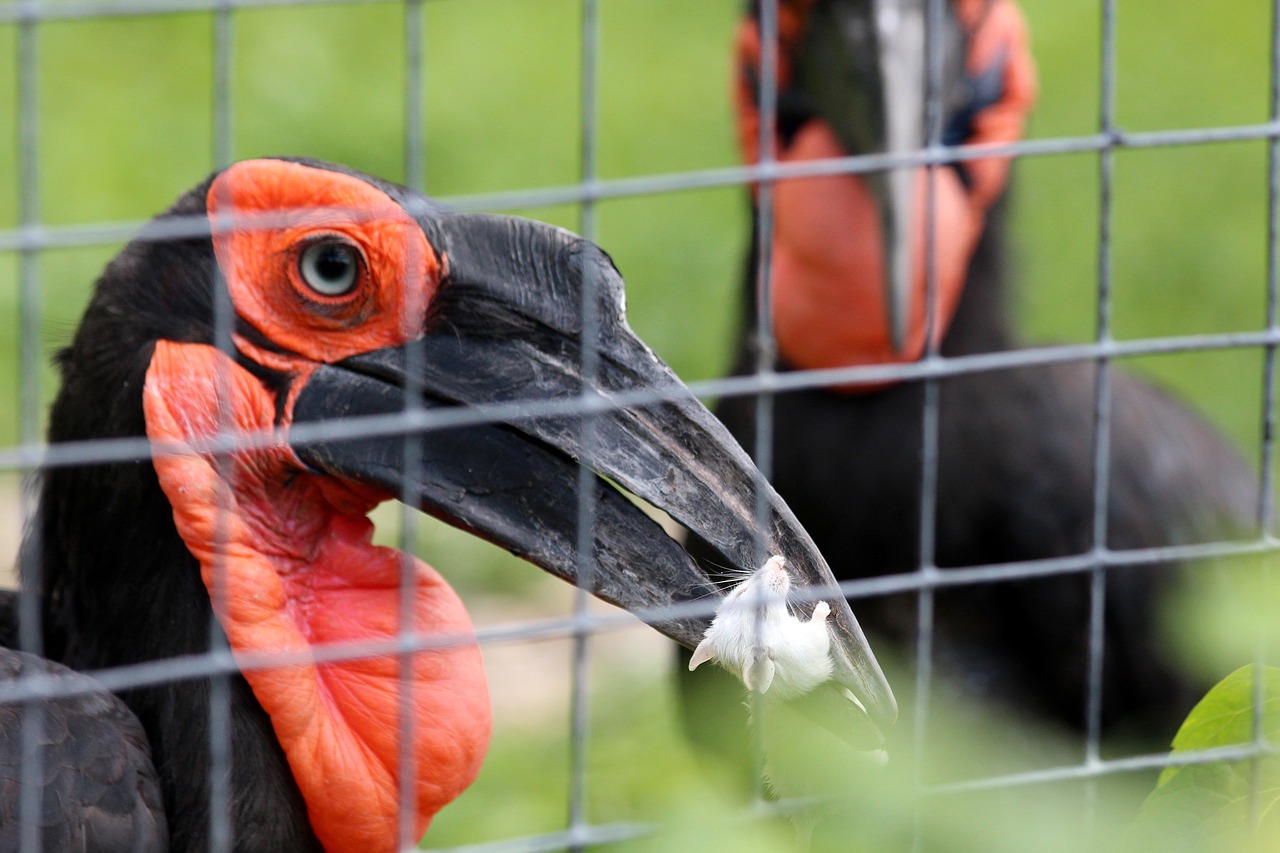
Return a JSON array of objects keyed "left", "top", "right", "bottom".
[
  {"left": 144, "top": 342, "right": 491, "bottom": 853},
  {"left": 141, "top": 160, "right": 492, "bottom": 853}
]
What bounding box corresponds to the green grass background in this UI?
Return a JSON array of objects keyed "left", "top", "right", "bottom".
[{"left": 1, "top": 0, "right": 1277, "bottom": 849}]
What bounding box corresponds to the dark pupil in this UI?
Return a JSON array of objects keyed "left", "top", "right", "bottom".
[{"left": 315, "top": 245, "right": 352, "bottom": 282}]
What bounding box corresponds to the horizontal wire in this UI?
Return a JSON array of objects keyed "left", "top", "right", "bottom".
[
  {"left": 421, "top": 822, "right": 649, "bottom": 853},
  {"left": 1, "top": 0, "right": 415, "bottom": 23},
  {"left": 0, "top": 527, "right": 1272, "bottom": 712},
  {"left": 3, "top": 120, "right": 1280, "bottom": 254},
  {"left": 751, "top": 742, "right": 1280, "bottom": 814},
  {"left": 412, "top": 735, "right": 1280, "bottom": 851},
  {"left": 0, "top": 326, "right": 1277, "bottom": 475},
  {"left": 925, "top": 741, "right": 1280, "bottom": 795}
]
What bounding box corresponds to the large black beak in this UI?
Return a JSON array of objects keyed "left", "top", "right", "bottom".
[
  {"left": 793, "top": 0, "right": 964, "bottom": 352},
  {"left": 289, "top": 211, "right": 895, "bottom": 740}
]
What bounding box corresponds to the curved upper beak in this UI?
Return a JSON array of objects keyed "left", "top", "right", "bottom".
[
  {"left": 794, "top": 0, "right": 943, "bottom": 353},
  {"left": 288, "top": 211, "right": 896, "bottom": 744}
]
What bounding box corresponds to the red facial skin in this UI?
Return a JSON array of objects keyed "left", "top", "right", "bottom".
[{"left": 143, "top": 160, "right": 491, "bottom": 853}]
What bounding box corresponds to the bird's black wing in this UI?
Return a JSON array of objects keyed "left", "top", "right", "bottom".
[{"left": 0, "top": 644, "right": 167, "bottom": 853}]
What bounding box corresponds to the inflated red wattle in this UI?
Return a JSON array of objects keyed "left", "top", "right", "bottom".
[{"left": 143, "top": 341, "right": 491, "bottom": 853}]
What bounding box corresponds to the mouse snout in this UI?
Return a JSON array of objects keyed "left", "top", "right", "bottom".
[{"left": 763, "top": 555, "right": 790, "bottom": 593}]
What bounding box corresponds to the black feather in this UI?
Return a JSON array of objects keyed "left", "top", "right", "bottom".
[{"left": 0, "top": 640, "right": 166, "bottom": 852}]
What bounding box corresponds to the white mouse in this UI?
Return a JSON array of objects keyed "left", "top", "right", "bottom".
[{"left": 688, "top": 555, "right": 834, "bottom": 699}]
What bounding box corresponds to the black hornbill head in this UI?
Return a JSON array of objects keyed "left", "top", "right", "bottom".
[
  {"left": 54, "top": 157, "right": 893, "bottom": 849},
  {"left": 738, "top": 0, "right": 1036, "bottom": 367}
]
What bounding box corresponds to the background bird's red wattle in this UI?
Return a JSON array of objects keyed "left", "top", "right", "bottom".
[
  {"left": 733, "top": 0, "right": 1036, "bottom": 383},
  {"left": 767, "top": 125, "right": 975, "bottom": 374}
]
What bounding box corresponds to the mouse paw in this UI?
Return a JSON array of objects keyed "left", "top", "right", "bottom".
[
  {"left": 688, "top": 635, "right": 717, "bottom": 671},
  {"left": 810, "top": 601, "right": 830, "bottom": 623}
]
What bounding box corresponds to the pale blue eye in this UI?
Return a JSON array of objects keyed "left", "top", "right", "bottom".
[{"left": 298, "top": 240, "right": 360, "bottom": 296}]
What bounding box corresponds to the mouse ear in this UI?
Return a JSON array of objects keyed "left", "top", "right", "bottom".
[
  {"left": 688, "top": 637, "right": 717, "bottom": 671},
  {"left": 745, "top": 656, "right": 776, "bottom": 694}
]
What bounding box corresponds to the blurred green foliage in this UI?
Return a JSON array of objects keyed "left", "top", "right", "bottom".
[{"left": 2, "top": 0, "right": 1279, "bottom": 849}]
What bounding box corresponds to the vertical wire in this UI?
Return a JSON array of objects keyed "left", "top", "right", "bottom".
[
  {"left": 397, "top": 5, "right": 428, "bottom": 847},
  {"left": 1084, "top": 0, "right": 1119, "bottom": 836},
  {"left": 404, "top": 0, "right": 424, "bottom": 191},
  {"left": 207, "top": 261, "right": 236, "bottom": 853},
  {"left": 207, "top": 7, "right": 236, "bottom": 849},
  {"left": 567, "top": 2, "right": 600, "bottom": 846},
  {"left": 749, "top": 0, "right": 781, "bottom": 802},
  {"left": 911, "top": 2, "right": 945, "bottom": 849},
  {"left": 205, "top": 255, "right": 237, "bottom": 853},
  {"left": 213, "top": 2, "right": 233, "bottom": 169},
  {"left": 1261, "top": 0, "right": 1280, "bottom": 544},
  {"left": 16, "top": 3, "right": 45, "bottom": 851},
  {"left": 1248, "top": 0, "right": 1280, "bottom": 832},
  {"left": 395, "top": 253, "right": 427, "bottom": 853},
  {"left": 16, "top": 5, "right": 40, "bottom": 488},
  {"left": 1264, "top": 2, "right": 1280, "bottom": 543},
  {"left": 753, "top": 0, "right": 779, "bottom": 493}
]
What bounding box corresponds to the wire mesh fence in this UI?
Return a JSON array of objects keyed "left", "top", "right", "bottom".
[{"left": 3, "top": 0, "right": 1280, "bottom": 850}]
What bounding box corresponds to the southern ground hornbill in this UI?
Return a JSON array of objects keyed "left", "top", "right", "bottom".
[
  {"left": 680, "top": 0, "right": 1259, "bottom": 758},
  {"left": 0, "top": 157, "right": 894, "bottom": 851}
]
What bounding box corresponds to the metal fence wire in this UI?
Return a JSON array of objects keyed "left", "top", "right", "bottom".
[{"left": 3, "top": 0, "right": 1280, "bottom": 850}]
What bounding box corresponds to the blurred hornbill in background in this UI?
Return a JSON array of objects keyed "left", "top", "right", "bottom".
[
  {"left": 0, "top": 158, "right": 893, "bottom": 851},
  {"left": 681, "top": 0, "right": 1258, "bottom": 752}
]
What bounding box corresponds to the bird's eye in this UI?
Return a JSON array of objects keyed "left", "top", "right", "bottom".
[{"left": 298, "top": 240, "right": 361, "bottom": 296}]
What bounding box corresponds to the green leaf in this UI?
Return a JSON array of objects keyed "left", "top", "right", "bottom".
[
  {"left": 1128, "top": 665, "right": 1280, "bottom": 851},
  {"left": 1160, "top": 666, "right": 1280, "bottom": 784}
]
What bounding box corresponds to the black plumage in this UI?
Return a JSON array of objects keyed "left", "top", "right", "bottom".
[{"left": 0, "top": 644, "right": 167, "bottom": 853}]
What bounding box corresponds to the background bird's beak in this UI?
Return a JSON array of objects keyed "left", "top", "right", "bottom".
[
  {"left": 794, "top": 0, "right": 944, "bottom": 353},
  {"left": 289, "top": 212, "right": 896, "bottom": 741}
]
